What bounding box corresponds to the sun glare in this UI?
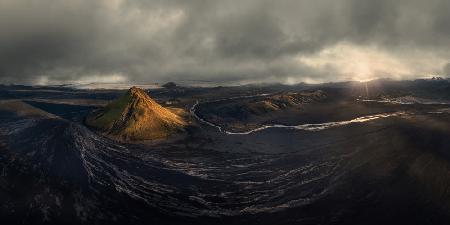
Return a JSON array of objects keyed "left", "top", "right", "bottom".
[{"left": 297, "top": 43, "right": 416, "bottom": 82}]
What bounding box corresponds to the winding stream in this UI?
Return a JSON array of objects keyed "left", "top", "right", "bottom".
[{"left": 191, "top": 94, "right": 407, "bottom": 135}]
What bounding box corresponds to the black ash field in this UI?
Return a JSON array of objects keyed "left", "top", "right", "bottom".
[{"left": 0, "top": 79, "right": 450, "bottom": 225}]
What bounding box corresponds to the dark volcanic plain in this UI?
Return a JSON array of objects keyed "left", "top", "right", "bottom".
[{"left": 0, "top": 79, "right": 450, "bottom": 225}]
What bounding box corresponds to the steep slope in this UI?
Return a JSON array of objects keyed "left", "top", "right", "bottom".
[{"left": 86, "top": 87, "right": 186, "bottom": 141}]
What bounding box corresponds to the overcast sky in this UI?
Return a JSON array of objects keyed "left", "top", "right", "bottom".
[{"left": 1, "top": 0, "right": 450, "bottom": 85}]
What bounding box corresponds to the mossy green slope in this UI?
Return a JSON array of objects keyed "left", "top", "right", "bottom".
[{"left": 86, "top": 87, "right": 186, "bottom": 141}]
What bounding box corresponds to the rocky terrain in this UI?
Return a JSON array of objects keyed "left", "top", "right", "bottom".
[
  {"left": 245, "top": 91, "right": 327, "bottom": 114},
  {"left": 85, "top": 87, "right": 186, "bottom": 141},
  {"left": 0, "top": 79, "right": 449, "bottom": 225},
  {"left": 195, "top": 90, "right": 327, "bottom": 132}
]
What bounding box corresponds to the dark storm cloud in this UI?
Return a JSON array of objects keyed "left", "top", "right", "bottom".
[{"left": 0, "top": 0, "right": 449, "bottom": 85}]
